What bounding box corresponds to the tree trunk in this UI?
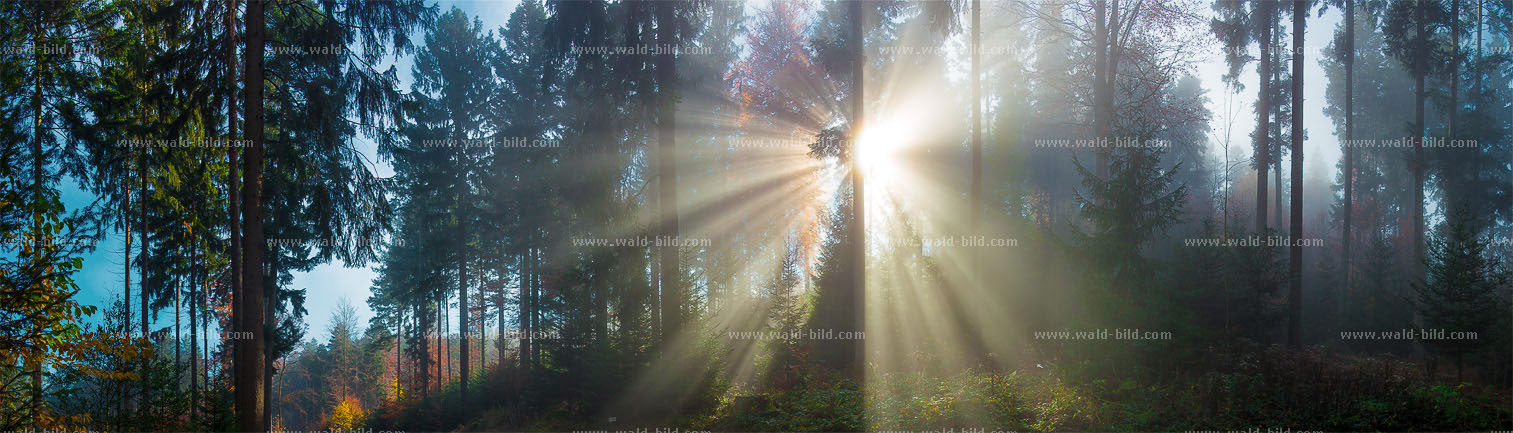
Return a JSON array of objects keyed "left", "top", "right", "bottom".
[
  {"left": 30, "top": 20, "right": 45, "bottom": 420},
  {"left": 202, "top": 297, "right": 208, "bottom": 396},
  {"left": 1272, "top": 15, "right": 1283, "bottom": 232},
  {"left": 457, "top": 199, "right": 469, "bottom": 400},
  {"left": 531, "top": 244, "right": 542, "bottom": 368},
  {"left": 436, "top": 301, "right": 440, "bottom": 392},
  {"left": 237, "top": 0, "right": 267, "bottom": 430},
  {"left": 139, "top": 99, "right": 151, "bottom": 419},
  {"left": 848, "top": 0, "right": 866, "bottom": 374},
  {"left": 397, "top": 311, "right": 403, "bottom": 401},
  {"left": 190, "top": 239, "right": 200, "bottom": 422},
  {"left": 117, "top": 20, "right": 133, "bottom": 415},
  {"left": 176, "top": 267, "right": 182, "bottom": 383},
  {"left": 651, "top": 246, "right": 661, "bottom": 341},
  {"left": 1341, "top": 0, "right": 1354, "bottom": 327},
  {"left": 479, "top": 281, "right": 485, "bottom": 376},
  {"left": 657, "top": 0, "right": 681, "bottom": 347},
  {"left": 522, "top": 250, "right": 532, "bottom": 367},
  {"left": 1093, "top": 0, "right": 1109, "bottom": 182},
  {"left": 123, "top": 177, "right": 132, "bottom": 418},
  {"left": 1448, "top": 0, "right": 1459, "bottom": 184},
  {"left": 1456, "top": 352, "right": 1464, "bottom": 382},
  {"left": 1255, "top": 0, "right": 1271, "bottom": 235},
  {"left": 447, "top": 291, "right": 453, "bottom": 386},
  {"left": 1411, "top": 2, "right": 1427, "bottom": 362},
  {"left": 418, "top": 305, "right": 429, "bottom": 397},
  {"left": 476, "top": 281, "right": 483, "bottom": 377},
  {"left": 1287, "top": 0, "right": 1305, "bottom": 349},
  {"left": 497, "top": 279, "right": 505, "bottom": 369},
  {"left": 225, "top": 0, "right": 242, "bottom": 398},
  {"left": 263, "top": 294, "right": 273, "bottom": 428},
  {"left": 1104, "top": 0, "right": 1121, "bottom": 183},
  {"left": 1475, "top": 0, "right": 1481, "bottom": 96},
  {"left": 1412, "top": 0, "right": 1426, "bottom": 273},
  {"left": 970, "top": 0, "right": 981, "bottom": 277}
]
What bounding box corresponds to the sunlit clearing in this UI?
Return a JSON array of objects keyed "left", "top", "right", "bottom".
[{"left": 605, "top": 4, "right": 1044, "bottom": 426}]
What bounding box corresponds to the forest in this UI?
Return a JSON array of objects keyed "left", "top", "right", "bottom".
[{"left": 1, "top": 0, "right": 1512, "bottom": 431}]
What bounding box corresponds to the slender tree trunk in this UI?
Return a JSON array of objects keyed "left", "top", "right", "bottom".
[
  {"left": 532, "top": 245, "right": 542, "bottom": 368},
  {"left": 201, "top": 296, "right": 207, "bottom": 396},
  {"left": 435, "top": 296, "right": 440, "bottom": 391},
  {"left": 1255, "top": 0, "right": 1271, "bottom": 235},
  {"left": 457, "top": 197, "right": 469, "bottom": 400},
  {"left": 263, "top": 294, "right": 273, "bottom": 428},
  {"left": 1449, "top": 0, "right": 1460, "bottom": 177},
  {"left": 139, "top": 108, "right": 151, "bottom": 419},
  {"left": 479, "top": 282, "right": 485, "bottom": 376},
  {"left": 445, "top": 292, "right": 452, "bottom": 386},
  {"left": 418, "top": 305, "right": 428, "bottom": 397},
  {"left": 657, "top": 0, "right": 681, "bottom": 349},
  {"left": 438, "top": 302, "right": 442, "bottom": 391},
  {"left": 225, "top": 0, "right": 242, "bottom": 396},
  {"left": 436, "top": 298, "right": 439, "bottom": 391},
  {"left": 264, "top": 348, "right": 273, "bottom": 429},
  {"left": 237, "top": 0, "right": 267, "bottom": 429},
  {"left": 848, "top": 0, "right": 866, "bottom": 374},
  {"left": 116, "top": 32, "right": 132, "bottom": 416},
  {"left": 1473, "top": 1, "right": 1483, "bottom": 208},
  {"left": 1272, "top": 16, "right": 1283, "bottom": 232},
  {"left": 970, "top": 0, "right": 981, "bottom": 276},
  {"left": 527, "top": 256, "right": 533, "bottom": 368},
  {"left": 651, "top": 248, "right": 661, "bottom": 340},
  {"left": 497, "top": 280, "right": 505, "bottom": 369},
  {"left": 1412, "top": 0, "right": 1427, "bottom": 272},
  {"left": 191, "top": 239, "right": 200, "bottom": 422},
  {"left": 123, "top": 183, "right": 132, "bottom": 420},
  {"left": 1288, "top": 0, "right": 1305, "bottom": 349},
  {"left": 1456, "top": 353, "right": 1463, "bottom": 381},
  {"left": 532, "top": 247, "right": 540, "bottom": 365},
  {"left": 1411, "top": 0, "right": 1428, "bottom": 362},
  {"left": 1093, "top": 0, "right": 1108, "bottom": 181},
  {"left": 1105, "top": 0, "right": 1122, "bottom": 183},
  {"left": 1475, "top": 0, "right": 1481, "bottom": 97},
  {"left": 522, "top": 251, "right": 532, "bottom": 367},
  {"left": 176, "top": 270, "right": 183, "bottom": 383},
  {"left": 397, "top": 311, "right": 403, "bottom": 401},
  {"left": 477, "top": 283, "right": 483, "bottom": 377},
  {"left": 201, "top": 289, "right": 208, "bottom": 417},
  {"left": 1341, "top": 0, "right": 1354, "bottom": 326},
  {"left": 30, "top": 21, "right": 45, "bottom": 420}
]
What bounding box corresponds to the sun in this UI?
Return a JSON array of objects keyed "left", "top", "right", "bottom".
[{"left": 854, "top": 121, "right": 909, "bottom": 186}]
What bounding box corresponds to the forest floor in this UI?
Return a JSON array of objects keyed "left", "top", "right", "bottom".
[{"left": 371, "top": 347, "right": 1513, "bottom": 432}]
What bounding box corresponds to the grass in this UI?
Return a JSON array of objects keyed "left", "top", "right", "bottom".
[{"left": 367, "top": 348, "right": 1513, "bottom": 432}]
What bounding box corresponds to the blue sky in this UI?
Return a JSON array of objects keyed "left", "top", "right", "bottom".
[
  {"left": 63, "top": 0, "right": 1346, "bottom": 345},
  {"left": 282, "top": 0, "right": 521, "bottom": 344},
  {"left": 64, "top": 0, "right": 520, "bottom": 343}
]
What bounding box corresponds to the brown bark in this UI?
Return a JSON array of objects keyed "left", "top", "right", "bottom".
[
  {"left": 1255, "top": 0, "right": 1271, "bottom": 234},
  {"left": 1287, "top": 0, "right": 1304, "bottom": 348},
  {"left": 225, "top": 0, "right": 242, "bottom": 397},
  {"left": 848, "top": 0, "right": 866, "bottom": 374},
  {"left": 30, "top": 18, "right": 45, "bottom": 421},
  {"left": 970, "top": 0, "right": 981, "bottom": 276},
  {"left": 657, "top": 0, "right": 681, "bottom": 347},
  {"left": 236, "top": 0, "right": 267, "bottom": 429},
  {"left": 1341, "top": 0, "right": 1354, "bottom": 325}
]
